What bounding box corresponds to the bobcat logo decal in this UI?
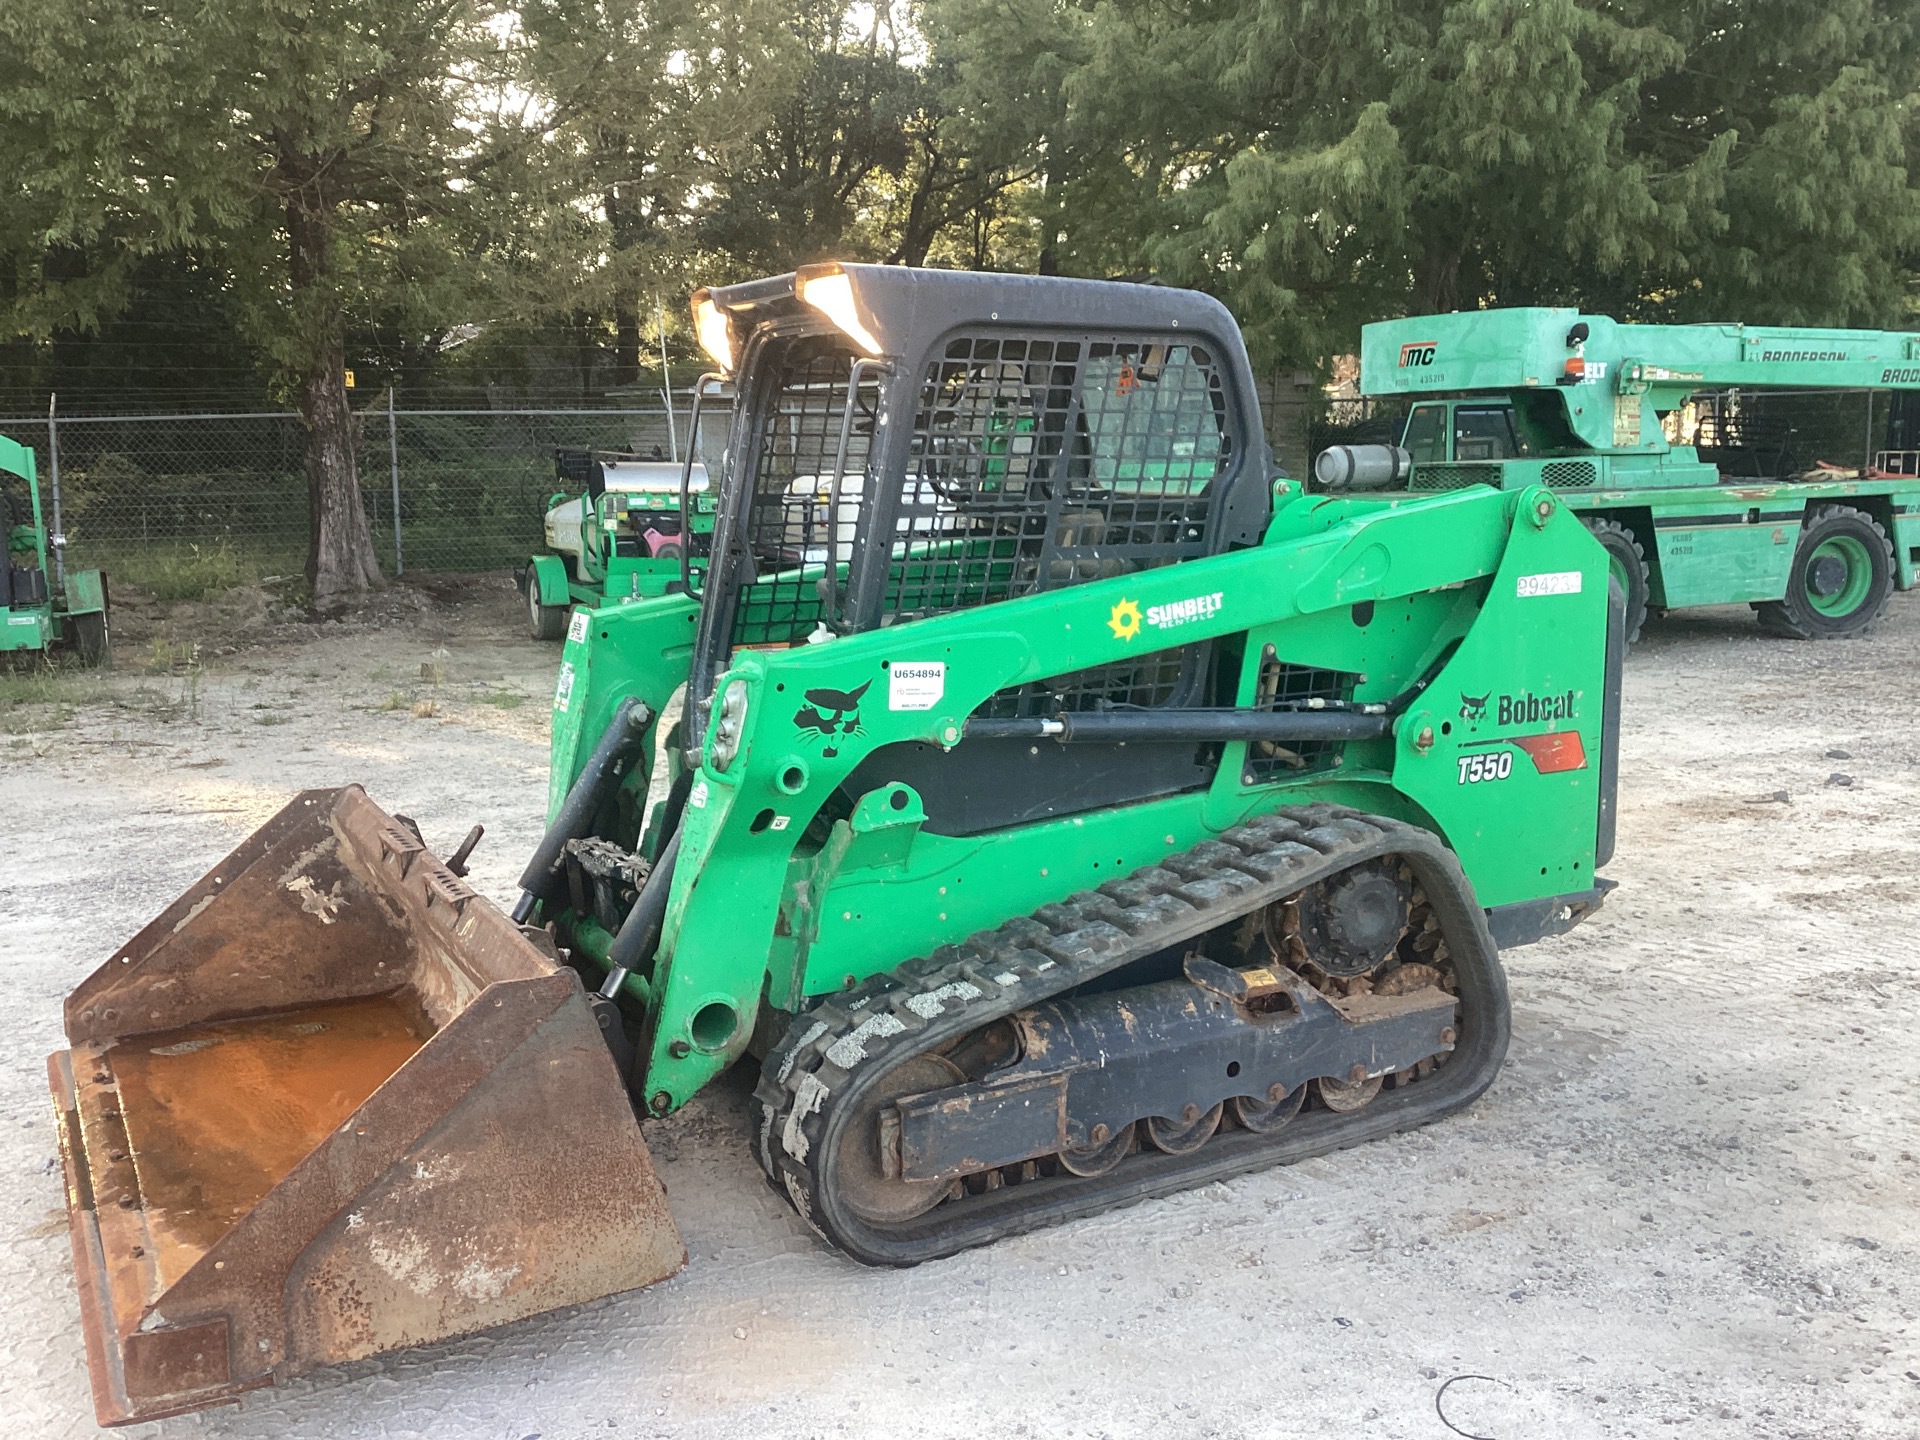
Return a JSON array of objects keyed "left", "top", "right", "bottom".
[
  {"left": 793, "top": 680, "right": 871, "bottom": 758},
  {"left": 1458, "top": 691, "right": 1489, "bottom": 723}
]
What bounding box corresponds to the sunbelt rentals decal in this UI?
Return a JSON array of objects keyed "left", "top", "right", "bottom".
[{"left": 1108, "top": 591, "right": 1224, "bottom": 641}]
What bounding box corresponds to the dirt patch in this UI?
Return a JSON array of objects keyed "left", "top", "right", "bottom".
[
  {"left": 109, "top": 569, "right": 513, "bottom": 660},
  {"left": 4, "top": 593, "right": 1920, "bottom": 1438}
]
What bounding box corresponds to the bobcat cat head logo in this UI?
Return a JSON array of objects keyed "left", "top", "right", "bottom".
[
  {"left": 1458, "top": 691, "right": 1489, "bottom": 723},
  {"left": 793, "top": 680, "right": 871, "bottom": 757}
]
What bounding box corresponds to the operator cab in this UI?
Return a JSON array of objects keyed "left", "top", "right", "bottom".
[
  {"left": 684, "top": 267, "right": 1272, "bottom": 679},
  {"left": 1400, "top": 401, "right": 1530, "bottom": 465},
  {"left": 681, "top": 264, "right": 1279, "bottom": 831},
  {"left": 2, "top": 453, "right": 48, "bottom": 608}
]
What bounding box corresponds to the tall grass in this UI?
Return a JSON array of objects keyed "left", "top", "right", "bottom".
[{"left": 107, "top": 537, "right": 286, "bottom": 601}]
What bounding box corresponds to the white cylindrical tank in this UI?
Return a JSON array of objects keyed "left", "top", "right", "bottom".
[{"left": 1313, "top": 444, "right": 1413, "bottom": 491}]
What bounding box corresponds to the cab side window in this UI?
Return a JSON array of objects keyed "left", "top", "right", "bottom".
[
  {"left": 1453, "top": 406, "right": 1523, "bottom": 461},
  {"left": 1401, "top": 404, "right": 1447, "bottom": 464}
]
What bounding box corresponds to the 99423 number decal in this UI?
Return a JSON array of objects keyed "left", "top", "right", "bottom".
[{"left": 1457, "top": 750, "right": 1514, "bottom": 785}]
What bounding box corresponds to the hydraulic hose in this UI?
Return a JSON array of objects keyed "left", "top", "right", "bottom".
[
  {"left": 512, "top": 696, "right": 652, "bottom": 922},
  {"left": 597, "top": 827, "right": 684, "bottom": 1001}
]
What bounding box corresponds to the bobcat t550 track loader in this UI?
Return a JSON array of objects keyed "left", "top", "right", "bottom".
[{"left": 50, "top": 265, "right": 1622, "bottom": 1424}]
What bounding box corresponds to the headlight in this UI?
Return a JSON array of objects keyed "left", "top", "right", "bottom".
[
  {"left": 710, "top": 679, "right": 750, "bottom": 772},
  {"left": 691, "top": 292, "right": 734, "bottom": 372},
  {"left": 796, "top": 266, "right": 883, "bottom": 355}
]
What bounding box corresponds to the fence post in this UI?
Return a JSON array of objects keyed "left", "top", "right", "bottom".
[
  {"left": 657, "top": 295, "right": 679, "bottom": 463},
  {"left": 46, "top": 392, "right": 65, "bottom": 589},
  {"left": 387, "top": 388, "right": 404, "bottom": 575}
]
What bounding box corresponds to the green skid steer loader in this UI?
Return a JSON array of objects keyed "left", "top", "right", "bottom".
[{"left": 50, "top": 266, "right": 1623, "bottom": 1425}]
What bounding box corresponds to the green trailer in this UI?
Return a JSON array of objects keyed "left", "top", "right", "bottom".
[
  {"left": 1329, "top": 309, "right": 1920, "bottom": 641},
  {"left": 1, "top": 433, "right": 109, "bottom": 663},
  {"left": 519, "top": 447, "right": 717, "bottom": 639}
]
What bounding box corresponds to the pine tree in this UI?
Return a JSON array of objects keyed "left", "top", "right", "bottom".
[
  {"left": 0, "top": 0, "right": 519, "bottom": 608},
  {"left": 934, "top": 0, "right": 1920, "bottom": 367}
]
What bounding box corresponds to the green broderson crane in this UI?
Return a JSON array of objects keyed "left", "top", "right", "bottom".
[
  {"left": 2, "top": 434, "right": 108, "bottom": 662},
  {"left": 1318, "top": 309, "right": 1920, "bottom": 642},
  {"left": 49, "top": 267, "right": 1623, "bottom": 1425}
]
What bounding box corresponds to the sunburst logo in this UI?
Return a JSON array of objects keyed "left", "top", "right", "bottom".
[{"left": 1107, "top": 597, "right": 1142, "bottom": 641}]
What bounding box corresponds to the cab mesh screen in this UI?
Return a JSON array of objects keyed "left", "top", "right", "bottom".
[
  {"left": 730, "top": 330, "right": 1237, "bottom": 651},
  {"left": 731, "top": 346, "right": 883, "bottom": 647},
  {"left": 884, "top": 332, "right": 1232, "bottom": 622}
]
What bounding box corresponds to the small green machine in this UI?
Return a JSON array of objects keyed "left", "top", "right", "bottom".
[
  {"left": 51, "top": 267, "right": 1624, "bottom": 1424},
  {"left": 520, "top": 448, "right": 715, "bottom": 639},
  {"left": 1324, "top": 309, "right": 1920, "bottom": 641},
  {"left": 2, "top": 433, "right": 108, "bottom": 663}
]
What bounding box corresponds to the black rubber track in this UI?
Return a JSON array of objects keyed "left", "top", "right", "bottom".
[{"left": 752, "top": 804, "right": 1511, "bottom": 1266}]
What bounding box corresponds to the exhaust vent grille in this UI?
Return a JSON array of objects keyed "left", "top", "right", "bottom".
[
  {"left": 1408, "top": 464, "right": 1499, "bottom": 492},
  {"left": 1542, "top": 461, "right": 1597, "bottom": 487}
]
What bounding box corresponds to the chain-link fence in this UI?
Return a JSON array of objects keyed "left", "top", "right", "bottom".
[{"left": 0, "top": 401, "right": 714, "bottom": 594}]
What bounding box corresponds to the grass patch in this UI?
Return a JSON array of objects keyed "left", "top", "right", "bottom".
[
  {"left": 104, "top": 537, "right": 303, "bottom": 602},
  {"left": 477, "top": 689, "right": 526, "bottom": 709},
  {"left": 0, "top": 698, "right": 72, "bottom": 734},
  {"left": 122, "top": 539, "right": 256, "bottom": 601},
  {"left": 0, "top": 664, "right": 110, "bottom": 733}
]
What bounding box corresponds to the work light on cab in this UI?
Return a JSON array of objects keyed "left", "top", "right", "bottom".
[
  {"left": 692, "top": 290, "right": 733, "bottom": 372},
  {"left": 796, "top": 264, "right": 884, "bottom": 355}
]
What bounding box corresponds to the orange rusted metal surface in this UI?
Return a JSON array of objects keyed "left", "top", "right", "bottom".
[{"left": 49, "top": 786, "right": 685, "bottom": 1426}]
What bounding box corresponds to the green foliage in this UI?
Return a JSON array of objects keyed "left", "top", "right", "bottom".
[
  {"left": 0, "top": 0, "right": 1914, "bottom": 407},
  {"left": 950, "top": 0, "right": 1920, "bottom": 366}
]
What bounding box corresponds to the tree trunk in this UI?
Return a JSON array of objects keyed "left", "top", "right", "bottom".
[
  {"left": 1412, "top": 233, "right": 1468, "bottom": 315},
  {"left": 1035, "top": 169, "right": 1065, "bottom": 276},
  {"left": 890, "top": 140, "right": 945, "bottom": 268},
  {"left": 287, "top": 190, "right": 383, "bottom": 611},
  {"left": 613, "top": 302, "right": 641, "bottom": 389},
  {"left": 300, "top": 346, "right": 381, "bottom": 609},
  {"left": 606, "top": 188, "right": 641, "bottom": 388}
]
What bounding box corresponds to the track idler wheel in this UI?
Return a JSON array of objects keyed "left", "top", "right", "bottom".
[
  {"left": 1230, "top": 1082, "right": 1307, "bottom": 1134},
  {"left": 1057, "top": 1121, "right": 1136, "bottom": 1177},
  {"left": 1316, "top": 1069, "right": 1385, "bottom": 1112},
  {"left": 835, "top": 1053, "right": 967, "bottom": 1225},
  {"left": 1146, "top": 1102, "right": 1224, "bottom": 1155}
]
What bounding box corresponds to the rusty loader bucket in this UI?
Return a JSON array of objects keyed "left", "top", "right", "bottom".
[{"left": 47, "top": 786, "right": 685, "bottom": 1425}]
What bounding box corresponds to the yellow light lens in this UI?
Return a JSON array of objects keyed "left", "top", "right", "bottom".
[
  {"left": 692, "top": 293, "right": 733, "bottom": 372},
  {"left": 798, "top": 270, "right": 883, "bottom": 355}
]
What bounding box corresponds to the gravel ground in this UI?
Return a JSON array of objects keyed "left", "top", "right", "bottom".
[{"left": 3, "top": 574, "right": 1918, "bottom": 1439}]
